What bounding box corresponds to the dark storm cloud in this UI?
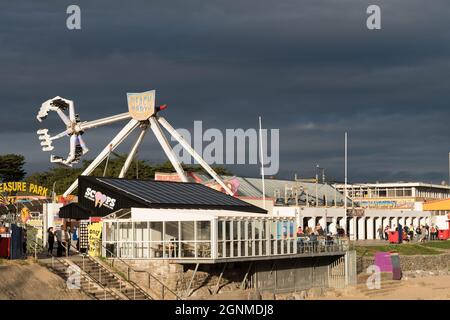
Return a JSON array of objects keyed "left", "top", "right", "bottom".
[{"left": 1, "top": 0, "right": 450, "bottom": 183}]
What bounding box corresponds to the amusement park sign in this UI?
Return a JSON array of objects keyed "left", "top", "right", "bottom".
[
  {"left": 0, "top": 182, "right": 48, "bottom": 197},
  {"left": 127, "top": 90, "right": 155, "bottom": 120}
]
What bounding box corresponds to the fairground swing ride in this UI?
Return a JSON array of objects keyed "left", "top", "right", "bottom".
[{"left": 36, "top": 90, "right": 233, "bottom": 198}]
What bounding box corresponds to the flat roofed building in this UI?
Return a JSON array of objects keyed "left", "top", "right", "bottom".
[
  {"left": 59, "top": 176, "right": 267, "bottom": 219},
  {"left": 333, "top": 182, "right": 450, "bottom": 210}
]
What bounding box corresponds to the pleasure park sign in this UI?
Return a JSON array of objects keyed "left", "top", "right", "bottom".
[{"left": 36, "top": 90, "right": 234, "bottom": 197}]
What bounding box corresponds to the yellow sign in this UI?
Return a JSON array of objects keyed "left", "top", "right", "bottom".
[
  {"left": 0, "top": 182, "right": 48, "bottom": 197},
  {"left": 88, "top": 222, "right": 103, "bottom": 257},
  {"left": 127, "top": 90, "right": 155, "bottom": 120}
]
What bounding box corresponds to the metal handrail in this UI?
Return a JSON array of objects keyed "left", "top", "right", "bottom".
[
  {"left": 30, "top": 239, "right": 116, "bottom": 300},
  {"left": 96, "top": 239, "right": 182, "bottom": 300},
  {"left": 92, "top": 255, "right": 154, "bottom": 300},
  {"left": 58, "top": 241, "right": 149, "bottom": 300}
]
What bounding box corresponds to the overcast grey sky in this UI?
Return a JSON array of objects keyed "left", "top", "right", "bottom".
[{"left": 1, "top": 0, "right": 449, "bottom": 183}]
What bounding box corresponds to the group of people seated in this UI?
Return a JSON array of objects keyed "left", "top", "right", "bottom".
[{"left": 295, "top": 224, "right": 342, "bottom": 252}]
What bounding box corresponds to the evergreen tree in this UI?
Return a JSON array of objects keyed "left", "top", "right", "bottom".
[{"left": 0, "top": 154, "right": 26, "bottom": 182}]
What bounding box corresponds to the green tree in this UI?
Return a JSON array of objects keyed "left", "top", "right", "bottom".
[
  {"left": 0, "top": 154, "right": 26, "bottom": 182},
  {"left": 25, "top": 154, "right": 233, "bottom": 196}
]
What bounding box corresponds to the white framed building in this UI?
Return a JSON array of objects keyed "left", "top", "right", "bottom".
[{"left": 102, "top": 207, "right": 348, "bottom": 263}]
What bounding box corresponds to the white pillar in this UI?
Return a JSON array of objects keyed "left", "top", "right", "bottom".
[
  {"left": 391, "top": 217, "right": 398, "bottom": 230},
  {"left": 330, "top": 217, "right": 338, "bottom": 234},
  {"left": 308, "top": 217, "right": 316, "bottom": 230},
  {"left": 297, "top": 215, "right": 304, "bottom": 229},
  {"left": 339, "top": 216, "right": 347, "bottom": 230},
  {"left": 318, "top": 217, "right": 326, "bottom": 230},
  {"left": 412, "top": 217, "right": 419, "bottom": 228},
  {"left": 374, "top": 217, "right": 383, "bottom": 239},
  {"left": 366, "top": 217, "right": 374, "bottom": 240},
  {"left": 397, "top": 217, "right": 405, "bottom": 228},
  {"left": 358, "top": 217, "right": 366, "bottom": 240},
  {"left": 405, "top": 217, "right": 412, "bottom": 228},
  {"left": 349, "top": 217, "right": 357, "bottom": 240},
  {"left": 418, "top": 217, "right": 424, "bottom": 226},
  {"left": 382, "top": 217, "right": 389, "bottom": 230}
]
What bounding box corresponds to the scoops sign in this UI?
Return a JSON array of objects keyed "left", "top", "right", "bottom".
[{"left": 84, "top": 187, "right": 116, "bottom": 210}]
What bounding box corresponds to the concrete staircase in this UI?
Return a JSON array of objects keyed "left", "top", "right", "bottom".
[
  {"left": 70, "top": 255, "right": 153, "bottom": 300},
  {"left": 41, "top": 257, "right": 120, "bottom": 300},
  {"left": 356, "top": 272, "right": 403, "bottom": 297}
]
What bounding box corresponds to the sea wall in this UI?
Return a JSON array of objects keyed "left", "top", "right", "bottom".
[{"left": 359, "top": 253, "right": 450, "bottom": 273}]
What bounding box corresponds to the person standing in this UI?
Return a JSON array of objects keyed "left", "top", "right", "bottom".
[
  {"left": 296, "top": 226, "right": 303, "bottom": 237},
  {"left": 72, "top": 226, "right": 79, "bottom": 251},
  {"left": 377, "top": 225, "right": 383, "bottom": 240},
  {"left": 384, "top": 225, "right": 390, "bottom": 240},
  {"left": 409, "top": 224, "right": 414, "bottom": 241},
  {"left": 66, "top": 226, "right": 72, "bottom": 254},
  {"left": 55, "top": 227, "right": 63, "bottom": 257},
  {"left": 419, "top": 225, "right": 427, "bottom": 242},
  {"left": 22, "top": 228, "right": 27, "bottom": 256},
  {"left": 47, "top": 227, "right": 55, "bottom": 256}
]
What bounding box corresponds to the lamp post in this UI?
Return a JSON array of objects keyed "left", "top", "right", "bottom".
[{"left": 52, "top": 181, "right": 57, "bottom": 203}]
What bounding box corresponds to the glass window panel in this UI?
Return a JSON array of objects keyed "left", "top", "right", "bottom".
[
  {"left": 150, "top": 242, "right": 163, "bottom": 258},
  {"left": 197, "top": 221, "right": 211, "bottom": 240},
  {"left": 262, "top": 221, "right": 267, "bottom": 240},
  {"left": 105, "top": 222, "right": 116, "bottom": 242},
  {"left": 247, "top": 240, "right": 253, "bottom": 256},
  {"left": 165, "top": 239, "right": 179, "bottom": 258},
  {"left": 134, "top": 242, "right": 148, "bottom": 258},
  {"left": 233, "top": 241, "right": 238, "bottom": 257},
  {"left": 197, "top": 242, "right": 211, "bottom": 258},
  {"left": 134, "top": 222, "right": 148, "bottom": 242},
  {"left": 165, "top": 221, "right": 179, "bottom": 241},
  {"left": 218, "top": 241, "right": 223, "bottom": 257},
  {"left": 254, "top": 221, "right": 260, "bottom": 239},
  {"left": 233, "top": 221, "right": 239, "bottom": 240},
  {"left": 105, "top": 242, "right": 117, "bottom": 257},
  {"left": 218, "top": 221, "right": 223, "bottom": 241},
  {"left": 181, "top": 242, "right": 196, "bottom": 257},
  {"left": 247, "top": 221, "right": 253, "bottom": 240},
  {"left": 181, "top": 221, "right": 195, "bottom": 241},
  {"left": 240, "top": 221, "right": 246, "bottom": 240},
  {"left": 119, "top": 242, "right": 133, "bottom": 258},
  {"left": 150, "top": 222, "right": 163, "bottom": 241},
  {"left": 119, "top": 222, "right": 132, "bottom": 241},
  {"left": 226, "top": 221, "right": 231, "bottom": 240},
  {"left": 225, "top": 242, "right": 231, "bottom": 257}
]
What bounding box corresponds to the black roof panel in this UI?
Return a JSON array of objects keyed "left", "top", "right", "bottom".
[{"left": 86, "top": 177, "right": 266, "bottom": 213}]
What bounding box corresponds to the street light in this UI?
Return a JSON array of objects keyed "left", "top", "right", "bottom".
[{"left": 316, "top": 164, "right": 326, "bottom": 183}]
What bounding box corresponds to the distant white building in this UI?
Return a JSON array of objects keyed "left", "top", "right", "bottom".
[{"left": 333, "top": 182, "right": 450, "bottom": 210}]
